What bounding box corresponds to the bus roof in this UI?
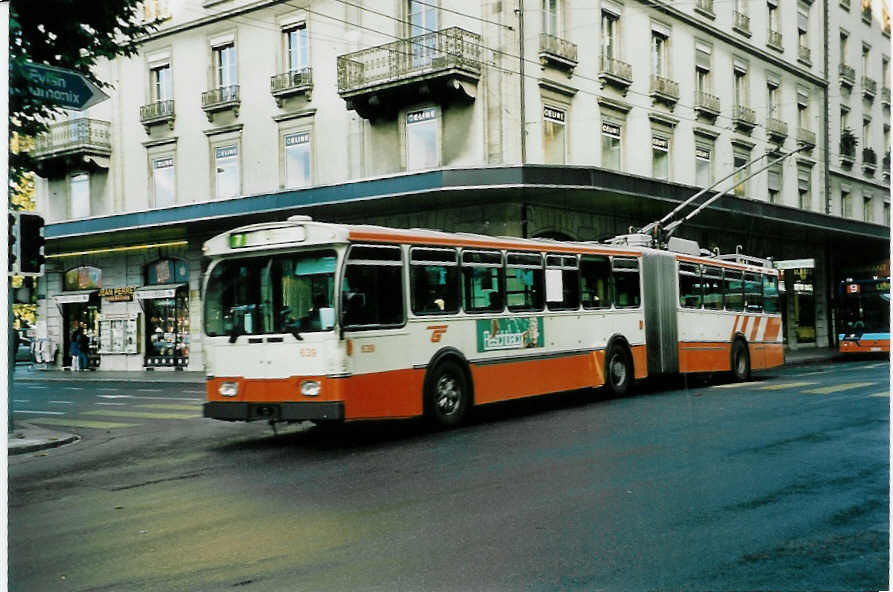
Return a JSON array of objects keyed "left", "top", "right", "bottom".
[{"left": 203, "top": 217, "right": 778, "bottom": 275}]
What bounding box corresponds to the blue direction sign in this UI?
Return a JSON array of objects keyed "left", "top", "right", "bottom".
[{"left": 18, "top": 63, "right": 109, "bottom": 111}]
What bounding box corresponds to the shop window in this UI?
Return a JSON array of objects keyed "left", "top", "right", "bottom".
[
  {"left": 143, "top": 259, "right": 191, "bottom": 367},
  {"left": 601, "top": 122, "right": 621, "bottom": 169},
  {"left": 544, "top": 106, "right": 567, "bottom": 165},
  {"left": 652, "top": 136, "right": 669, "bottom": 180},
  {"left": 284, "top": 131, "right": 311, "bottom": 188},
  {"left": 152, "top": 156, "right": 176, "bottom": 208},
  {"left": 733, "top": 149, "right": 750, "bottom": 196},
  {"left": 70, "top": 172, "right": 90, "bottom": 218},
  {"left": 695, "top": 144, "right": 712, "bottom": 186},
  {"left": 214, "top": 144, "right": 240, "bottom": 199},
  {"left": 406, "top": 107, "right": 439, "bottom": 170}
]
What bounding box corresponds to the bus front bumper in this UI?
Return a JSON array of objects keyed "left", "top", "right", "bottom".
[{"left": 203, "top": 401, "right": 345, "bottom": 422}]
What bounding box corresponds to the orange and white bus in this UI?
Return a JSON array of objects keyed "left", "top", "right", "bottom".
[{"left": 202, "top": 217, "right": 783, "bottom": 427}]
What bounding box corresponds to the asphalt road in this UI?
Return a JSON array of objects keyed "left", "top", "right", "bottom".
[{"left": 9, "top": 359, "right": 889, "bottom": 591}]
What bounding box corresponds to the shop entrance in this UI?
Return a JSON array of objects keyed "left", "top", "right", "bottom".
[
  {"left": 58, "top": 266, "right": 103, "bottom": 368},
  {"left": 140, "top": 259, "right": 190, "bottom": 368}
]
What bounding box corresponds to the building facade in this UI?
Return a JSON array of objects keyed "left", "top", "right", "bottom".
[{"left": 31, "top": 0, "right": 890, "bottom": 371}]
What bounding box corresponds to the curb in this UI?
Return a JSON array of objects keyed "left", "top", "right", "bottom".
[{"left": 8, "top": 431, "right": 80, "bottom": 456}]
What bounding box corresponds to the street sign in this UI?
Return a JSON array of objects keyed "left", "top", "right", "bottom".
[{"left": 18, "top": 63, "right": 109, "bottom": 111}]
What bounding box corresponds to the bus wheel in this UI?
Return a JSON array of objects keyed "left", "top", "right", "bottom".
[
  {"left": 604, "top": 343, "right": 633, "bottom": 397},
  {"left": 731, "top": 340, "right": 751, "bottom": 381},
  {"left": 426, "top": 360, "right": 470, "bottom": 428}
]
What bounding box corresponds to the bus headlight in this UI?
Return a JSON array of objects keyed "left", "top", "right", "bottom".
[
  {"left": 301, "top": 380, "right": 321, "bottom": 397},
  {"left": 218, "top": 381, "right": 239, "bottom": 397}
]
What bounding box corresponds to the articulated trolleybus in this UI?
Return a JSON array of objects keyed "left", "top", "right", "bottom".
[{"left": 202, "top": 216, "right": 783, "bottom": 427}]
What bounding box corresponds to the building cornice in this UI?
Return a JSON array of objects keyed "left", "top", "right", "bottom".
[
  {"left": 829, "top": 168, "right": 891, "bottom": 191},
  {"left": 138, "top": 0, "right": 279, "bottom": 43}
]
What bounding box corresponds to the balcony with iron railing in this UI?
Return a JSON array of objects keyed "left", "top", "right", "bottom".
[
  {"left": 840, "top": 130, "right": 857, "bottom": 166},
  {"left": 798, "top": 45, "right": 811, "bottom": 66},
  {"left": 201, "top": 84, "right": 240, "bottom": 122},
  {"left": 732, "top": 104, "right": 756, "bottom": 131},
  {"left": 839, "top": 63, "right": 856, "bottom": 87},
  {"left": 862, "top": 76, "right": 877, "bottom": 99},
  {"left": 766, "top": 117, "right": 788, "bottom": 141},
  {"left": 797, "top": 127, "right": 817, "bottom": 148},
  {"left": 767, "top": 30, "right": 783, "bottom": 51},
  {"left": 337, "top": 27, "right": 482, "bottom": 119},
  {"left": 539, "top": 34, "right": 578, "bottom": 72},
  {"left": 650, "top": 75, "right": 679, "bottom": 107},
  {"left": 598, "top": 56, "right": 633, "bottom": 93},
  {"left": 270, "top": 68, "right": 313, "bottom": 107},
  {"left": 31, "top": 118, "right": 112, "bottom": 177},
  {"left": 733, "top": 11, "right": 751, "bottom": 36},
  {"left": 882, "top": 86, "right": 891, "bottom": 106},
  {"left": 694, "top": 91, "right": 721, "bottom": 118},
  {"left": 883, "top": 151, "right": 890, "bottom": 176},
  {"left": 139, "top": 99, "right": 175, "bottom": 132},
  {"left": 695, "top": 0, "right": 715, "bottom": 17}
]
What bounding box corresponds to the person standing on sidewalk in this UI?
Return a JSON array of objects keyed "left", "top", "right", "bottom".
[{"left": 70, "top": 322, "right": 86, "bottom": 372}]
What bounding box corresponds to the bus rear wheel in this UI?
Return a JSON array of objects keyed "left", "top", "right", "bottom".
[
  {"left": 604, "top": 343, "right": 633, "bottom": 397},
  {"left": 731, "top": 339, "right": 751, "bottom": 381},
  {"left": 425, "top": 360, "right": 470, "bottom": 428}
]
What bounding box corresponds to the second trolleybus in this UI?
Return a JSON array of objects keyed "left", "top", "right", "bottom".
[{"left": 202, "top": 217, "right": 783, "bottom": 427}]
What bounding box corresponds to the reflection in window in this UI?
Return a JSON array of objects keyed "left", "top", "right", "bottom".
[
  {"left": 215, "top": 145, "right": 240, "bottom": 199},
  {"left": 285, "top": 132, "right": 311, "bottom": 188},
  {"left": 407, "top": 108, "right": 439, "bottom": 170},
  {"left": 153, "top": 157, "right": 175, "bottom": 207}
]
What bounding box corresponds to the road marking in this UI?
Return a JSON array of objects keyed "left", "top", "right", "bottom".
[
  {"left": 182, "top": 389, "right": 205, "bottom": 394},
  {"left": 790, "top": 370, "right": 831, "bottom": 377},
  {"left": 15, "top": 410, "right": 66, "bottom": 415},
  {"left": 20, "top": 385, "right": 48, "bottom": 389},
  {"left": 97, "top": 394, "right": 202, "bottom": 402},
  {"left": 865, "top": 362, "right": 889, "bottom": 368},
  {"left": 96, "top": 402, "right": 128, "bottom": 406},
  {"left": 711, "top": 381, "right": 763, "bottom": 389},
  {"left": 84, "top": 410, "right": 201, "bottom": 420},
  {"left": 868, "top": 391, "right": 890, "bottom": 397},
  {"left": 137, "top": 389, "right": 162, "bottom": 392},
  {"left": 48, "top": 401, "right": 74, "bottom": 405},
  {"left": 13, "top": 399, "right": 29, "bottom": 403},
  {"left": 758, "top": 381, "right": 818, "bottom": 391},
  {"left": 67, "top": 387, "right": 85, "bottom": 391},
  {"left": 98, "top": 395, "right": 131, "bottom": 399},
  {"left": 801, "top": 382, "right": 877, "bottom": 395},
  {"left": 29, "top": 417, "right": 138, "bottom": 429},
  {"left": 136, "top": 403, "right": 202, "bottom": 411}
]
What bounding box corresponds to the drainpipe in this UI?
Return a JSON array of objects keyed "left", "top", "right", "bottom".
[
  {"left": 517, "top": 0, "right": 526, "bottom": 165},
  {"left": 823, "top": 0, "right": 831, "bottom": 215}
]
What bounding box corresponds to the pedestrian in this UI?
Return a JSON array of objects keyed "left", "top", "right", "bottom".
[
  {"left": 70, "top": 322, "right": 88, "bottom": 372},
  {"left": 77, "top": 326, "right": 90, "bottom": 371}
]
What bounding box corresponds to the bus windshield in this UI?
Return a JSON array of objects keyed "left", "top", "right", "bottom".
[
  {"left": 204, "top": 250, "right": 338, "bottom": 337},
  {"left": 839, "top": 279, "right": 891, "bottom": 335}
]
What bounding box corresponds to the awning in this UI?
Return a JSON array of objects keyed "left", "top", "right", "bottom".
[
  {"left": 135, "top": 283, "right": 186, "bottom": 300},
  {"left": 53, "top": 290, "right": 97, "bottom": 305}
]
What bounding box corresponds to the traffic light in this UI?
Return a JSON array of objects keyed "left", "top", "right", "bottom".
[
  {"left": 8, "top": 211, "right": 19, "bottom": 274},
  {"left": 19, "top": 213, "right": 45, "bottom": 276}
]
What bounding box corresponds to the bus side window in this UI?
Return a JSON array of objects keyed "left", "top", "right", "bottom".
[
  {"left": 580, "top": 255, "right": 612, "bottom": 309},
  {"left": 545, "top": 254, "right": 580, "bottom": 310},
  {"left": 678, "top": 262, "right": 702, "bottom": 308},
  {"left": 506, "top": 252, "right": 544, "bottom": 312},
  {"left": 462, "top": 250, "right": 504, "bottom": 313},
  {"left": 723, "top": 269, "right": 744, "bottom": 312},
  {"left": 613, "top": 257, "right": 641, "bottom": 308},
  {"left": 341, "top": 244, "right": 404, "bottom": 328},
  {"left": 410, "top": 247, "right": 459, "bottom": 315},
  {"left": 744, "top": 272, "right": 763, "bottom": 313},
  {"left": 702, "top": 266, "right": 723, "bottom": 310},
  {"left": 763, "top": 274, "right": 779, "bottom": 314}
]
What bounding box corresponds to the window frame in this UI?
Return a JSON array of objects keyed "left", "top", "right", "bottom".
[
  {"left": 409, "top": 246, "right": 460, "bottom": 316},
  {"left": 612, "top": 256, "right": 642, "bottom": 309},
  {"left": 461, "top": 249, "right": 505, "bottom": 314},
  {"left": 678, "top": 262, "right": 703, "bottom": 309},
  {"left": 545, "top": 253, "right": 580, "bottom": 311},
  {"left": 580, "top": 254, "right": 613, "bottom": 310},
  {"left": 404, "top": 106, "right": 441, "bottom": 171},
  {"left": 342, "top": 244, "right": 406, "bottom": 330},
  {"left": 505, "top": 251, "right": 545, "bottom": 313}
]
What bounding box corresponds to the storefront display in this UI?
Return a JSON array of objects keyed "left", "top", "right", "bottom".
[
  {"left": 57, "top": 266, "right": 102, "bottom": 369},
  {"left": 98, "top": 312, "right": 140, "bottom": 355},
  {"left": 139, "top": 259, "right": 190, "bottom": 368}
]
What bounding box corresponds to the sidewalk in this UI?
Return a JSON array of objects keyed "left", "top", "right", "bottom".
[{"left": 5, "top": 346, "right": 872, "bottom": 455}]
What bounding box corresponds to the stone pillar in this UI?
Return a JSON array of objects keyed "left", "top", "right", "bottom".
[
  {"left": 813, "top": 256, "right": 830, "bottom": 348},
  {"left": 784, "top": 269, "right": 798, "bottom": 349}
]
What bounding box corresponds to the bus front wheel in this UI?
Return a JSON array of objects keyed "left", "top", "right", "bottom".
[
  {"left": 425, "top": 360, "right": 470, "bottom": 428},
  {"left": 731, "top": 339, "right": 751, "bottom": 381},
  {"left": 604, "top": 343, "right": 633, "bottom": 397}
]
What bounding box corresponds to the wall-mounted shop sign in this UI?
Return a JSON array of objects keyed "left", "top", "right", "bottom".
[
  {"left": 543, "top": 107, "right": 566, "bottom": 123},
  {"left": 99, "top": 286, "right": 137, "bottom": 302}
]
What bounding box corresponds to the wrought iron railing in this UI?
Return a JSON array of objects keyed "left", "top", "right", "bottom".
[
  {"left": 201, "top": 85, "right": 240, "bottom": 109},
  {"left": 600, "top": 56, "right": 632, "bottom": 81},
  {"left": 767, "top": 117, "right": 788, "bottom": 138},
  {"left": 733, "top": 104, "right": 756, "bottom": 125},
  {"left": 695, "top": 91, "right": 721, "bottom": 113},
  {"left": 733, "top": 11, "right": 750, "bottom": 33},
  {"left": 539, "top": 34, "right": 578, "bottom": 65},
  {"left": 863, "top": 147, "right": 878, "bottom": 165},
  {"left": 650, "top": 75, "right": 679, "bottom": 100},
  {"left": 270, "top": 68, "right": 313, "bottom": 94},
  {"left": 768, "top": 30, "right": 783, "bottom": 48},
  {"left": 839, "top": 63, "right": 856, "bottom": 85},
  {"left": 797, "top": 127, "right": 817, "bottom": 146},
  {"left": 336, "top": 27, "right": 482, "bottom": 93},
  {"left": 139, "top": 99, "right": 175, "bottom": 123},
  {"left": 882, "top": 86, "right": 891, "bottom": 104},
  {"left": 32, "top": 119, "right": 111, "bottom": 156}
]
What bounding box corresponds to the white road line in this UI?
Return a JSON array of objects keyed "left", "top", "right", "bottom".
[
  {"left": 96, "top": 402, "right": 128, "bottom": 406},
  {"left": 98, "top": 395, "right": 131, "bottom": 399},
  {"left": 21, "top": 385, "right": 48, "bottom": 389},
  {"left": 137, "top": 389, "right": 162, "bottom": 392},
  {"left": 98, "top": 394, "right": 201, "bottom": 402},
  {"left": 13, "top": 399, "right": 29, "bottom": 403},
  {"left": 15, "top": 410, "right": 66, "bottom": 415},
  {"left": 67, "top": 387, "right": 85, "bottom": 391},
  {"left": 48, "top": 401, "right": 74, "bottom": 405}
]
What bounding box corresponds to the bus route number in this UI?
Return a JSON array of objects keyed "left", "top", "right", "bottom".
[{"left": 300, "top": 348, "right": 317, "bottom": 358}]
